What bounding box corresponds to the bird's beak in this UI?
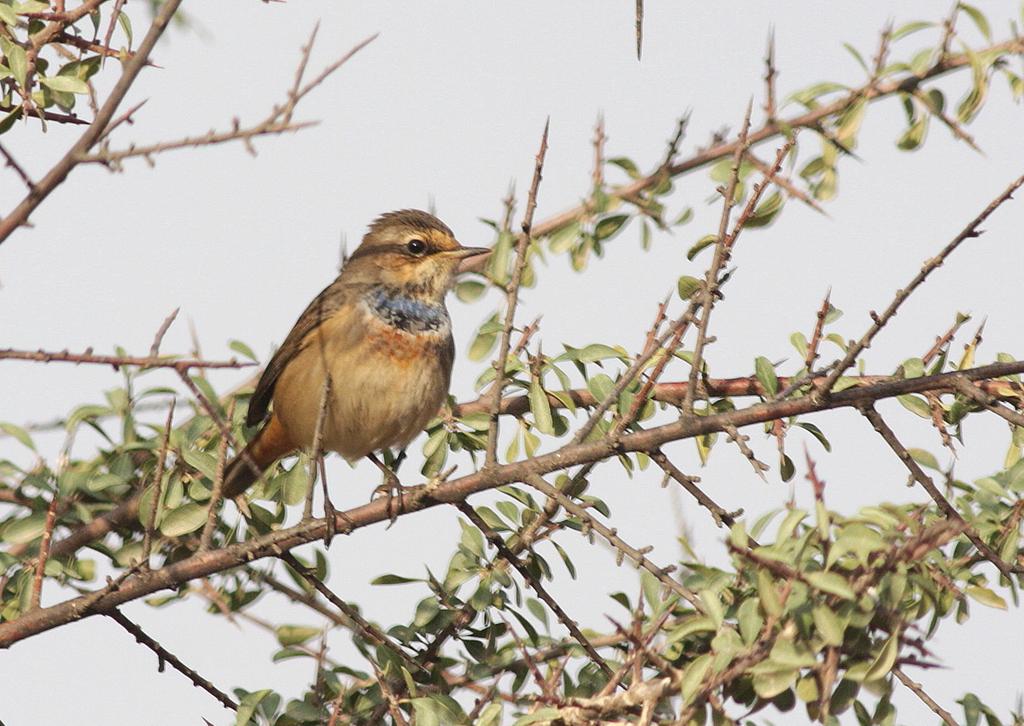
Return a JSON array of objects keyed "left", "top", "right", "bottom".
[{"left": 446, "top": 245, "right": 490, "bottom": 259}]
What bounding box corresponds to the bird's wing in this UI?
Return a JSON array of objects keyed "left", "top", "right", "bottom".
[{"left": 246, "top": 277, "right": 351, "bottom": 426}]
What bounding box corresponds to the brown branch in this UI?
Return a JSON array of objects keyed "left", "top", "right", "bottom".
[
  {"left": 148, "top": 307, "right": 179, "bottom": 357},
  {"left": 0, "top": 347, "right": 250, "bottom": 370},
  {"left": 893, "top": 668, "right": 957, "bottom": 726},
  {"left": 817, "top": 171, "right": 1024, "bottom": 395},
  {"left": 5, "top": 359, "right": 1024, "bottom": 646},
  {"left": 524, "top": 473, "right": 700, "bottom": 609},
  {"left": 0, "top": 142, "right": 36, "bottom": 191},
  {"left": 685, "top": 104, "right": 752, "bottom": 413},
  {"left": 484, "top": 119, "right": 549, "bottom": 466},
  {"left": 460, "top": 37, "right": 1024, "bottom": 275},
  {"left": 199, "top": 401, "right": 233, "bottom": 552},
  {"left": 30, "top": 494, "right": 60, "bottom": 610},
  {"left": 457, "top": 501, "right": 614, "bottom": 679},
  {"left": 106, "top": 608, "right": 238, "bottom": 711},
  {"left": 277, "top": 553, "right": 427, "bottom": 677},
  {"left": 860, "top": 405, "right": 1017, "bottom": 579},
  {"left": 953, "top": 375, "right": 1024, "bottom": 429},
  {"left": 0, "top": 0, "right": 184, "bottom": 243},
  {"left": 804, "top": 289, "right": 831, "bottom": 372},
  {"left": 650, "top": 449, "right": 743, "bottom": 531}
]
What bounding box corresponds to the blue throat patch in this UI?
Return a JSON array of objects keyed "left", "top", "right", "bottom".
[{"left": 365, "top": 286, "right": 448, "bottom": 333}]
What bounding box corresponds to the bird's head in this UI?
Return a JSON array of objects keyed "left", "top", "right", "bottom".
[{"left": 344, "top": 209, "right": 488, "bottom": 298}]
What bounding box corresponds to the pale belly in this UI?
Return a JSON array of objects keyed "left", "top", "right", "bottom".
[{"left": 272, "top": 314, "right": 451, "bottom": 460}]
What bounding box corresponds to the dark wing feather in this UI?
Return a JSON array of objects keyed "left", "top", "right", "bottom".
[{"left": 246, "top": 277, "right": 352, "bottom": 426}]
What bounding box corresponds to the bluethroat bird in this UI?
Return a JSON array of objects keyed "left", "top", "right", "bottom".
[{"left": 221, "top": 209, "right": 488, "bottom": 499}]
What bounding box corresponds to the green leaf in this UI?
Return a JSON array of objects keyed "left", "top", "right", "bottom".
[
  {"left": 38, "top": 75, "right": 89, "bottom": 94},
  {"left": 528, "top": 376, "right": 554, "bottom": 435},
  {"left": 275, "top": 624, "right": 320, "bottom": 647},
  {"left": 234, "top": 689, "right": 274, "bottom": 726},
  {"left": 891, "top": 20, "right": 933, "bottom": 41},
  {"left": 594, "top": 214, "right": 630, "bottom": 241},
  {"left": 679, "top": 653, "right": 712, "bottom": 705},
  {"left": 159, "top": 503, "right": 207, "bottom": 537},
  {"left": 0, "top": 38, "right": 27, "bottom": 88},
  {"left": 805, "top": 571, "right": 855, "bottom": 600},
  {"left": 677, "top": 275, "right": 701, "bottom": 300},
  {"left": 965, "top": 584, "right": 1007, "bottom": 610},
  {"left": 2, "top": 513, "right": 46, "bottom": 544},
  {"left": 0, "top": 422, "right": 36, "bottom": 451},
  {"left": 687, "top": 233, "right": 717, "bottom": 261},
  {"left": 228, "top": 339, "right": 258, "bottom": 361},
  {"left": 745, "top": 192, "right": 785, "bottom": 228},
  {"left": 0, "top": 5, "right": 17, "bottom": 26},
  {"left": 897, "top": 393, "right": 932, "bottom": 419},
  {"left": 607, "top": 156, "right": 640, "bottom": 178},
  {"left": 864, "top": 632, "right": 899, "bottom": 681},
  {"left": 455, "top": 280, "right": 486, "bottom": 303},
  {"left": 812, "top": 604, "right": 845, "bottom": 646},
  {"left": 755, "top": 356, "right": 778, "bottom": 397},
  {"left": 908, "top": 448, "right": 940, "bottom": 471},
  {"left": 959, "top": 3, "right": 992, "bottom": 41}
]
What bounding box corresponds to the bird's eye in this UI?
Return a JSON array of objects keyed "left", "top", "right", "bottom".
[{"left": 406, "top": 238, "right": 427, "bottom": 255}]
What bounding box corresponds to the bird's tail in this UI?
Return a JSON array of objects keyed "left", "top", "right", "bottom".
[{"left": 222, "top": 414, "right": 295, "bottom": 498}]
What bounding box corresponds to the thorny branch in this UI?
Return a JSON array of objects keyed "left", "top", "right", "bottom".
[{"left": 484, "top": 120, "right": 550, "bottom": 466}]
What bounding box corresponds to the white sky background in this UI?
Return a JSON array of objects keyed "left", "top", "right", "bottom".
[{"left": 2, "top": 1, "right": 1023, "bottom": 724}]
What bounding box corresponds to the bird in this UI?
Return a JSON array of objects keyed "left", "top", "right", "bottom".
[{"left": 221, "top": 209, "right": 488, "bottom": 500}]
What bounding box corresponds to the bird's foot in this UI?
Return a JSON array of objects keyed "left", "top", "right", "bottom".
[{"left": 371, "top": 469, "right": 405, "bottom": 526}]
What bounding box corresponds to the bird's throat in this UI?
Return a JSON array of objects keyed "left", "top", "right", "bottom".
[{"left": 364, "top": 285, "right": 449, "bottom": 334}]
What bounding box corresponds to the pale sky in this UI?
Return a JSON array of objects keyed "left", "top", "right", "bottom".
[{"left": 2, "top": 2, "right": 1023, "bottom": 724}]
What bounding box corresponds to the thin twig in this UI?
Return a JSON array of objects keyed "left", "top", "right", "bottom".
[
  {"left": 893, "top": 668, "right": 957, "bottom": 726},
  {"left": 277, "top": 553, "right": 427, "bottom": 677},
  {"left": 524, "top": 474, "right": 701, "bottom": 609},
  {"left": 484, "top": 120, "right": 550, "bottom": 466},
  {"left": 457, "top": 501, "right": 615, "bottom": 679},
  {"left": 107, "top": 608, "right": 238, "bottom": 711},
  {"left": 860, "top": 405, "right": 1017, "bottom": 579},
  {"left": 199, "top": 400, "right": 234, "bottom": 552},
  {"left": 0, "top": 347, "right": 248, "bottom": 369},
  {"left": 30, "top": 494, "right": 60, "bottom": 610},
  {"left": 148, "top": 308, "right": 180, "bottom": 357},
  {"left": 0, "top": 142, "right": 36, "bottom": 191},
  {"left": 817, "top": 172, "right": 1024, "bottom": 396}
]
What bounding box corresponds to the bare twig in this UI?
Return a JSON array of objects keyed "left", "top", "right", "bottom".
[
  {"left": 106, "top": 608, "right": 238, "bottom": 711},
  {"left": 148, "top": 308, "right": 180, "bottom": 357},
  {"left": 30, "top": 494, "right": 60, "bottom": 610},
  {"left": 0, "top": 143, "right": 36, "bottom": 191},
  {"left": 893, "top": 668, "right": 957, "bottom": 726},
  {"left": 0, "top": 347, "right": 249, "bottom": 370},
  {"left": 457, "top": 502, "right": 614, "bottom": 679},
  {"left": 484, "top": 120, "right": 549, "bottom": 466},
  {"left": 199, "top": 401, "right": 234, "bottom": 552},
  {"left": 817, "top": 172, "right": 1024, "bottom": 395}
]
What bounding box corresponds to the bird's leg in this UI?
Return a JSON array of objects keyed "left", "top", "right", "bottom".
[
  {"left": 318, "top": 456, "right": 337, "bottom": 545},
  {"left": 367, "top": 451, "right": 404, "bottom": 523},
  {"left": 390, "top": 448, "right": 408, "bottom": 473}
]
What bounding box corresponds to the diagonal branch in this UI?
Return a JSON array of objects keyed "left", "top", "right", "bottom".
[
  {"left": 816, "top": 171, "right": 1024, "bottom": 395},
  {"left": 106, "top": 608, "right": 238, "bottom": 711},
  {"left": 860, "top": 405, "right": 1017, "bottom": 579}
]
